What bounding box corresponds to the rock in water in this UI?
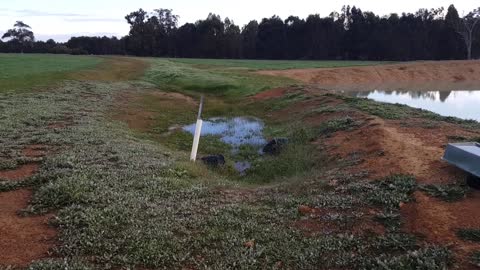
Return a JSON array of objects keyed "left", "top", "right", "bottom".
[
  {"left": 262, "top": 138, "right": 288, "bottom": 155},
  {"left": 201, "top": 155, "right": 226, "bottom": 167}
]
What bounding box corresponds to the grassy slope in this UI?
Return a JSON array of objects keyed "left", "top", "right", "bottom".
[
  {"left": 143, "top": 58, "right": 294, "bottom": 97},
  {"left": 0, "top": 56, "right": 453, "bottom": 269},
  {"left": 0, "top": 54, "right": 102, "bottom": 92}
]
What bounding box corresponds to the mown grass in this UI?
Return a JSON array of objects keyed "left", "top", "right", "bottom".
[
  {"left": 168, "top": 58, "right": 389, "bottom": 70},
  {"left": 0, "top": 54, "right": 102, "bottom": 92}
]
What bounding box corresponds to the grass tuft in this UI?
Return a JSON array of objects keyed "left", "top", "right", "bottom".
[
  {"left": 419, "top": 184, "right": 468, "bottom": 202},
  {"left": 457, "top": 229, "right": 480, "bottom": 242},
  {"left": 318, "top": 116, "right": 359, "bottom": 136}
]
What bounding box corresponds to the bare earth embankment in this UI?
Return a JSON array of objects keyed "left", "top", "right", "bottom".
[
  {"left": 258, "top": 60, "right": 480, "bottom": 91},
  {"left": 257, "top": 60, "right": 480, "bottom": 268}
]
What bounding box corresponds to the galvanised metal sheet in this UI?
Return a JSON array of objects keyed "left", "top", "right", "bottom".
[{"left": 443, "top": 143, "right": 480, "bottom": 178}]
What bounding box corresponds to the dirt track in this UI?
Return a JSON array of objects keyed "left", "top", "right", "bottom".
[{"left": 258, "top": 61, "right": 480, "bottom": 91}]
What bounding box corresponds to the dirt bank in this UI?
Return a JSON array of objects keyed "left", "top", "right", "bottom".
[
  {"left": 257, "top": 85, "right": 480, "bottom": 268},
  {"left": 258, "top": 61, "right": 480, "bottom": 91}
]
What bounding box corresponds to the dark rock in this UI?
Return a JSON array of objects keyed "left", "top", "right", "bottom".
[
  {"left": 262, "top": 138, "right": 289, "bottom": 155},
  {"left": 201, "top": 155, "right": 226, "bottom": 167}
]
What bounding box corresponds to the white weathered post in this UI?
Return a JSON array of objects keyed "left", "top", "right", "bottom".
[{"left": 190, "top": 95, "right": 204, "bottom": 161}]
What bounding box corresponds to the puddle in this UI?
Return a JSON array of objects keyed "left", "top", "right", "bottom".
[
  {"left": 347, "top": 90, "right": 480, "bottom": 121},
  {"left": 183, "top": 117, "right": 267, "bottom": 148},
  {"left": 183, "top": 117, "right": 267, "bottom": 175},
  {"left": 234, "top": 161, "right": 252, "bottom": 176}
]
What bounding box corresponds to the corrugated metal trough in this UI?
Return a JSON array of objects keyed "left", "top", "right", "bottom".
[{"left": 443, "top": 142, "right": 480, "bottom": 178}]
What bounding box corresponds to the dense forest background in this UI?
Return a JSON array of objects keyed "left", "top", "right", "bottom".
[{"left": 1, "top": 5, "right": 479, "bottom": 60}]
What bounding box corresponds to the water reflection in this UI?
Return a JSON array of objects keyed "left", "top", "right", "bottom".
[
  {"left": 183, "top": 117, "right": 267, "bottom": 148},
  {"left": 347, "top": 90, "right": 480, "bottom": 121},
  {"left": 183, "top": 117, "right": 266, "bottom": 175},
  {"left": 351, "top": 90, "right": 457, "bottom": 102}
]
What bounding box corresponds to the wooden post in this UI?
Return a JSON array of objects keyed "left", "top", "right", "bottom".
[{"left": 190, "top": 96, "right": 204, "bottom": 161}]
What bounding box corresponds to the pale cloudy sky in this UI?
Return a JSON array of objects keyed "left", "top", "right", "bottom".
[{"left": 0, "top": 0, "right": 478, "bottom": 42}]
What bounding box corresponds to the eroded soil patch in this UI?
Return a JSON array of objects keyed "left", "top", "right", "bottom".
[
  {"left": 0, "top": 163, "right": 40, "bottom": 181},
  {"left": 0, "top": 143, "right": 56, "bottom": 267},
  {"left": 0, "top": 189, "right": 56, "bottom": 267}
]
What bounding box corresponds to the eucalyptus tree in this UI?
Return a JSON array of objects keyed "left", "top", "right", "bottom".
[
  {"left": 452, "top": 7, "right": 480, "bottom": 59},
  {"left": 1, "top": 21, "right": 34, "bottom": 53}
]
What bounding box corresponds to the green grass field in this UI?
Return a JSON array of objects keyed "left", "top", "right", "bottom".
[
  {"left": 0, "top": 54, "right": 101, "bottom": 91},
  {"left": 168, "top": 58, "right": 388, "bottom": 70},
  {"left": 0, "top": 54, "right": 463, "bottom": 269}
]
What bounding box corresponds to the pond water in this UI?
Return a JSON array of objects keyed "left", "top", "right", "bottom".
[
  {"left": 183, "top": 117, "right": 267, "bottom": 148},
  {"left": 347, "top": 90, "right": 480, "bottom": 121}
]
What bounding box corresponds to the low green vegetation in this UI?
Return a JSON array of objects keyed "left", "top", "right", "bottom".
[
  {"left": 457, "top": 229, "right": 480, "bottom": 242},
  {"left": 318, "top": 116, "right": 359, "bottom": 136},
  {"left": 0, "top": 54, "right": 102, "bottom": 92},
  {"left": 419, "top": 184, "right": 468, "bottom": 202}
]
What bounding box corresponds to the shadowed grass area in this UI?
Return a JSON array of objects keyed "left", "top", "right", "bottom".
[{"left": 0, "top": 54, "right": 101, "bottom": 92}]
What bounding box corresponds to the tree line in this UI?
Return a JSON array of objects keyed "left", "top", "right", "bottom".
[{"left": 1, "top": 5, "right": 479, "bottom": 60}]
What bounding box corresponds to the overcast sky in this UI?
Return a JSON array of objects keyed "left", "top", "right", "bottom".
[{"left": 0, "top": 0, "right": 478, "bottom": 42}]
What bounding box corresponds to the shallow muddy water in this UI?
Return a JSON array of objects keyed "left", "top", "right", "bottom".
[
  {"left": 347, "top": 90, "right": 480, "bottom": 121},
  {"left": 183, "top": 117, "right": 267, "bottom": 174},
  {"left": 183, "top": 117, "right": 267, "bottom": 148}
]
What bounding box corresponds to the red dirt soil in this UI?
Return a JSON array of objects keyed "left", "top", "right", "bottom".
[
  {"left": 252, "top": 87, "right": 289, "bottom": 100},
  {"left": 22, "top": 144, "right": 49, "bottom": 158},
  {"left": 0, "top": 189, "right": 56, "bottom": 267},
  {"left": 0, "top": 163, "right": 40, "bottom": 181},
  {"left": 0, "top": 144, "right": 56, "bottom": 267},
  {"left": 258, "top": 61, "right": 480, "bottom": 91},
  {"left": 323, "top": 113, "right": 480, "bottom": 266}
]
